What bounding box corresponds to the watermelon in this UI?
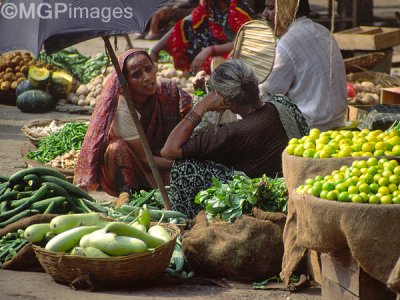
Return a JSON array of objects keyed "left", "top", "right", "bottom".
[{"left": 16, "top": 90, "right": 54, "bottom": 113}]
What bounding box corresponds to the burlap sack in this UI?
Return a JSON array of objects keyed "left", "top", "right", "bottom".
[
  {"left": 0, "top": 214, "right": 58, "bottom": 271},
  {"left": 293, "top": 191, "right": 400, "bottom": 285},
  {"left": 388, "top": 257, "right": 400, "bottom": 295},
  {"left": 281, "top": 151, "right": 380, "bottom": 285},
  {"left": 182, "top": 210, "right": 286, "bottom": 281}
]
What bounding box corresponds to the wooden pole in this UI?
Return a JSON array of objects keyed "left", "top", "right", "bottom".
[{"left": 102, "top": 36, "right": 172, "bottom": 210}]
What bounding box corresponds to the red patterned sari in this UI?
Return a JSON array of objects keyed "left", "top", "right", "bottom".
[
  {"left": 166, "top": 0, "right": 253, "bottom": 74},
  {"left": 74, "top": 49, "right": 191, "bottom": 196}
]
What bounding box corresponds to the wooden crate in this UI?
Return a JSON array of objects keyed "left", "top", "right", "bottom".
[
  {"left": 381, "top": 87, "right": 400, "bottom": 105},
  {"left": 321, "top": 249, "right": 396, "bottom": 300},
  {"left": 347, "top": 105, "right": 370, "bottom": 121},
  {"left": 334, "top": 26, "right": 400, "bottom": 51}
]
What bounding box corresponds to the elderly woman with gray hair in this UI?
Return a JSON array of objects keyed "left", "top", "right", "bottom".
[{"left": 161, "top": 59, "right": 308, "bottom": 218}]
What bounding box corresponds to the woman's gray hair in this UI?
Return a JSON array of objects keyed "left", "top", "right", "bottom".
[{"left": 210, "top": 59, "right": 259, "bottom": 106}]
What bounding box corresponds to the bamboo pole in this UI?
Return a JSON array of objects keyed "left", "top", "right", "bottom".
[{"left": 102, "top": 36, "right": 172, "bottom": 210}]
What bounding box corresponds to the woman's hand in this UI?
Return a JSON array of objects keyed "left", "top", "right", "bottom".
[
  {"left": 195, "top": 91, "right": 228, "bottom": 114},
  {"left": 190, "top": 47, "right": 212, "bottom": 74},
  {"left": 192, "top": 70, "right": 210, "bottom": 90}
]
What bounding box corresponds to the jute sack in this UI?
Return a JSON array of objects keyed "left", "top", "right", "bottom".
[
  {"left": 293, "top": 191, "right": 400, "bottom": 284},
  {"left": 0, "top": 214, "right": 58, "bottom": 271},
  {"left": 182, "top": 210, "right": 286, "bottom": 281},
  {"left": 388, "top": 257, "right": 400, "bottom": 295},
  {"left": 280, "top": 152, "right": 397, "bottom": 285}
]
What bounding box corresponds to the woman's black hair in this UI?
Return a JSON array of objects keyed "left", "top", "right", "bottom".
[{"left": 295, "top": 0, "right": 310, "bottom": 18}]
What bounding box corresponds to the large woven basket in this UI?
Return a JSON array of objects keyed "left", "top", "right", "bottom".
[
  {"left": 347, "top": 71, "right": 400, "bottom": 88},
  {"left": 344, "top": 52, "right": 386, "bottom": 73},
  {"left": 21, "top": 118, "right": 89, "bottom": 146},
  {"left": 32, "top": 223, "right": 180, "bottom": 287}
]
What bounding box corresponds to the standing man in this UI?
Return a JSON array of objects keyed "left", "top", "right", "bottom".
[{"left": 259, "top": 0, "right": 347, "bottom": 131}]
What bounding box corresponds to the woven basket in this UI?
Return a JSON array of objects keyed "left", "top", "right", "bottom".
[
  {"left": 21, "top": 118, "right": 89, "bottom": 146},
  {"left": 347, "top": 71, "right": 400, "bottom": 88},
  {"left": 344, "top": 52, "right": 386, "bottom": 73},
  {"left": 32, "top": 223, "right": 180, "bottom": 287}
]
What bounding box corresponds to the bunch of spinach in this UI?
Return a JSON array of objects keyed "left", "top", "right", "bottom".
[{"left": 195, "top": 175, "right": 288, "bottom": 222}]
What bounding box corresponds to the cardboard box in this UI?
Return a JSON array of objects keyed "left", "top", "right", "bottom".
[
  {"left": 347, "top": 105, "right": 370, "bottom": 121},
  {"left": 321, "top": 249, "right": 396, "bottom": 300},
  {"left": 334, "top": 26, "right": 400, "bottom": 51},
  {"left": 381, "top": 87, "right": 400, "bottom": 105}
]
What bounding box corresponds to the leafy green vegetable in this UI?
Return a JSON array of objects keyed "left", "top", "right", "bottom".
[
  {"left": 195, "top": 175, "right": 288, "bottom": 222},
  {"left": 39, "top": 48, "right": 111, "bottom": 83},
  {"left": 26, "top": 122, "right": 88, "bottom": 163}
]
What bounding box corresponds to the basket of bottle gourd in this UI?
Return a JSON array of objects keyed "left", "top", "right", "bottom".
[{"left": 31, "top": 210, "right": 180, "bottom": 287}]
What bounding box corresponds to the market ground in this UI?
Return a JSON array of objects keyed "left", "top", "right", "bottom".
[
  {"left": 1, "top": 1, "right": 399, "bottom": 298},
  {"left": 0, "top": 104, "right": 321, "bottom": 300}
]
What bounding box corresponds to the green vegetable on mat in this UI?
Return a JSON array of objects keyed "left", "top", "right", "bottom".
[
  {"left": 24, "top": 223, "right": 50, "bottom": 243},
  {"left": 195, "top": 175, "right": 288, "bottom": 222},
  {"left": 26, "top": 122, "right": 88, "bottom": 164}
]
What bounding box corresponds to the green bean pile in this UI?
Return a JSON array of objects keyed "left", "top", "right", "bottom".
[{"left": 26, "top": 122, "right": 88, "bottom": 164}]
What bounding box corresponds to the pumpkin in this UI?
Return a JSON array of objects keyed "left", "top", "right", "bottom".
[
  {"left": 16, "top": 90, "right": 54, "bottom": 113},
  {"left": 49, "top": 71, "right": 73, "bottom": 100},
  {"left": 28, "top": 66, "right": 50, "bottom": 89},
  {"left": 15, "top": 79, "right": 33, "bottom": 97}
]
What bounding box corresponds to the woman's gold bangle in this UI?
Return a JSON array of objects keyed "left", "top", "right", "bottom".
[{"left": 184, "top": 110, "right": 202, "bottom": 127}]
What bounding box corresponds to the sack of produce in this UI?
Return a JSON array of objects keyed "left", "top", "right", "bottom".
[
  {"left": 0, "top": 214, "right": 58, "bottom": 271},
  {"left": 182, "top": 210, "right": 286, "bottom": 281},
  {"left": 281, "top": 127, "right": 400, "bottom": 285},
  {"left": 292, "top": 190, "right": 400, "bottom": 285}
]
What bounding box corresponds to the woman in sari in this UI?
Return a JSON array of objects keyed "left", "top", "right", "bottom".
[
  {"left": 149, "top": 0, "right": 254, "bottom": 74},
  {"left": 161, "top": 59, "right": 309, "bottom": 218},
  {"left": 74, "top": 49, "right": 191, "bottom": 203}
]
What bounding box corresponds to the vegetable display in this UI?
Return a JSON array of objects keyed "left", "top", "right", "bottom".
[
  {"left": 0, "top": 52, "right": 34, "bottom": 93},
  {"left": 0, "top": 167, "right": 109, "bottom": 227},
  {"left": 195, "top": 175, "right": 288, "bottom": 222},
  {"left": 298, "top": 157, "right": 400, "bottom": 204},
  {"left": 286, "top": 128, "right": 400, "bottom": 158},
  {"left": 26, "top": 122, "right": 88, "bottom": 163},
  {"left": 39, "top": 48, "right": 111, "bottom": 84},
  {"left": 0, "top": 230, "right": 27, "bottom": 268},
  {"left": 26, "top": 213, "right": 174, "bottom": 256}
]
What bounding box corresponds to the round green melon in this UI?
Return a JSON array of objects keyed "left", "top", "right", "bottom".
[
  {"left": 16, "top": 90, "right": 54, "bottom": 113},
  {"left": 16, "top": 80, "right": 33, "bottom": 97}
]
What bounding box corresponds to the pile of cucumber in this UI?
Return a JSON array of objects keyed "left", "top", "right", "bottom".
[
  {"left": 0, "top": 167, "right": 110, "bottom": 228},
  {"left": 0, "top": 230, "right": 27, "bottom": 268}
]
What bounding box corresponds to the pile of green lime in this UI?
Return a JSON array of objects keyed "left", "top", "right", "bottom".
[
  {"left": 285, "top": 128, "right": 400, "bottom": 158},
  {"left": 297, "top": 157, "right": 400, "bottom": 204}
]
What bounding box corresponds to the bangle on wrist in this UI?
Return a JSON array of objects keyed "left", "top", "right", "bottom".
[{"left": 184, "top": 110, "right": 202, "bottom": 127}]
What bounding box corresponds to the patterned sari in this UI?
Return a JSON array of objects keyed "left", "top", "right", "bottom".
[
  {"left": 74, "top": 49, "right": 191, "bottom": 196},
  {"left": 166, "top": 0, "right": 253, "bottom": 74}
]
